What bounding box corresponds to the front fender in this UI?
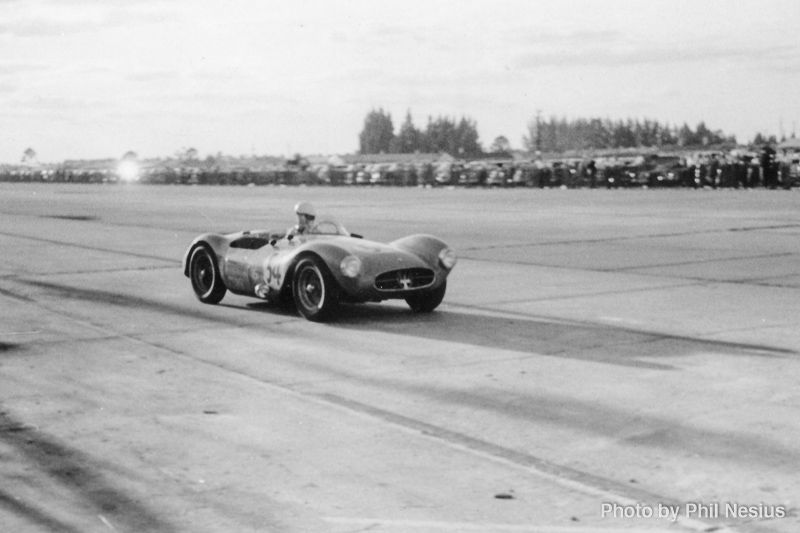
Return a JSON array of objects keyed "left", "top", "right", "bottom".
[
  {"left": 280, "top": 242, "right": 352, "bottom": 290},
  {"left": 390, "top": 234, "right": 451, "bottom": 267},
  {"left": 182, "top": 233, "right": 234, "bottom": 277}
]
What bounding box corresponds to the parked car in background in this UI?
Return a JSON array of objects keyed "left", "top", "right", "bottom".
[
  {"left": 369, "top": 163, "right": 401, "bottom": 186},
  {"left": 637, "top": 155, "right": 687, "bottom": 188},
  {"left": 486, "top": 163, "right": 511, "bottom": 187},
  {"left": 434, "top": 162, "right": 467, "bottom": 186},
  {"left": 457, "top": 161, "right": 485, "bottom": 187},
  {"left": 604, "top": 157, "right": 643, "bottom": 188},
  {"left": 780, "top": 156, "right": 800, "bottom": 189},
  {"left": 511, "top": 164, "right": 535, "bottom": 187},
  {"left": 549, "top": 160, "right": 581, "bottom": 188}
]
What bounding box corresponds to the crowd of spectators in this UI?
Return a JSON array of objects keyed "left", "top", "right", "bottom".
[
  {"left": 1, "top": 146, "right": 798, "bottom": 190},
  {"left": 314, "top": 147, "right": 798, "bottom": 189}
]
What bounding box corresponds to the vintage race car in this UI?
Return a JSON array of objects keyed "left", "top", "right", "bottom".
[{"left": 182, "top": 217, "right": 457, "bottom": 321}]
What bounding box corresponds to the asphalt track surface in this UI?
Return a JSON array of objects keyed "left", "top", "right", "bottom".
[{"left": 0, "top": 183, "right": 798, "bottom": 533}]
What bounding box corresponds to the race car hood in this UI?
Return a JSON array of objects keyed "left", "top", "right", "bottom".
[{"left": 336, "top": 239, "right": 430, "bottom": 273}]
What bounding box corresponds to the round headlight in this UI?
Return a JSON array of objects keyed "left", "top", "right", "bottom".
[
  {"left": 340, "top": 255, "right": 362, "bottom": 278},
  {"left": 438, "top": 248, "right": 457, "bottom": 270}
]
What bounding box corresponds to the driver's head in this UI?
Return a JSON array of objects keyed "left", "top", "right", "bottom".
[{"left": 294, "top": 201, "right": 316, "bottom": 229}]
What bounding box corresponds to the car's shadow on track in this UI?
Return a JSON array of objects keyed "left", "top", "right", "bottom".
[
  {"left": 242, "top": 300, "right": 794, "bottom": 370},
  {"left": 14, "top": 277, "right": 794, "bottom": 371},
  {"left": 238, "top": 300, "right": 297, "bottom": 318}
]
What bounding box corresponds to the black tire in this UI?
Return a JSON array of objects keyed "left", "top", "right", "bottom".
[
  {"left": 189, "top": 245, "right": 227, "bottom": 304},
  {"left": 292, "top": 256, "right": 339, "bottom": 322},
  {"left": 405, "top": 281, "right": 447, "bottom": 313}
]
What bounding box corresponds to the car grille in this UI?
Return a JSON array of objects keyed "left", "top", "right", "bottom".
[{"left": 375, "top": 268, "right": 435, "bottom": 291}]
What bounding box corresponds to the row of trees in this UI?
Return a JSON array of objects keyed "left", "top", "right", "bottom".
[
  {"left": 359, "top": 109, "right": 483, "bottom": 156},
  {"left": 358, "top": 109, "right": 753, "bottom": 155},
  {"left": 522, "top": 117, "right": 739, "bottom": 152}
]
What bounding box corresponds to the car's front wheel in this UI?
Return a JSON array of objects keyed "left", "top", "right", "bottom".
[
  {"left": 292, "top": 256, "right": 339, "bottom": 321},
  {"left": 405, "top": 281, "right": 446, "bottom": 313},
  {"left": 189, "top": 245, "right": 227, "bottom": 304}
]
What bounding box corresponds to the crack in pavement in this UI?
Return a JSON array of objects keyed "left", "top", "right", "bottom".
[
  {"left": 3, "top": 264, "right": 179, "bottom": 280},
  {"left": 457, "top": 254, "right": 800, "bottom": 289},
  {"left": 458, "top": 223, "right": 800, "bottom": 252},
  {"left": 0, "top": 230, "right": 180, "bottom": 264}
]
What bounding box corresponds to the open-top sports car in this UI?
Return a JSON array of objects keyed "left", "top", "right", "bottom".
[{"left": 182, "top": 217, "right": 457, "bottom": 321}]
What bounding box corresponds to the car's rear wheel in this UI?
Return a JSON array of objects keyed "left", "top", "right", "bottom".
[
  {"left": 190, "top": 245, "right": 227, "bottom": 304},
  {"left": 292, "top": 256, "right": 339, "bottom": 321},
  {"left": 405, "top": 281, "right": 446, "bottom": 313}
]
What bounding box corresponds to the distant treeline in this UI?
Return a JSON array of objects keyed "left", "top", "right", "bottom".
[
  {"left": 527, "top": 117, "right": 738, "bottom": 152},
  {"left": 359, "top": 109, "right": 483, "bottom": 157},
  {"left": 358, "top": 109, "right": 760, "bottom": 155}
]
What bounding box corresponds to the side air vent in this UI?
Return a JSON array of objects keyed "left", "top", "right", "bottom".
[{"left": 230, "top": 236, "right": 270, "bottom": 250}]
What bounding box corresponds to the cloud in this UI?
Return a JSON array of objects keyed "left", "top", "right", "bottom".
[
  {"left": 0, "top": 0, "right": 181, "bottom": 38},
  {"left": 0, "top": 63, "right": 50, "bottom": 96},
  {"left": 506, "top": 25, "right": 800, "bottom": 71},
  {"left": 0, "top": 95, "right": 107, "bottom": 122},
  {"left": 515, "top": 40, "right": 798, "bottom": 69},
  {"left": 758, "top": 45, "right": 800, "bottom": 74},
  {"left": 516, "top": 29, "right": 622, "bottom": 47},
  {"left": 124, "top": 70, "right": 182, "bottom": 83},
  {"left": 0, "top": 63, "right": 48, "bottom": 75}
]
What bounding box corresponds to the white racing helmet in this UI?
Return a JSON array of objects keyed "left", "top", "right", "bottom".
[{"left": 295, "top": 201, "right": 316, "bottom": 218}]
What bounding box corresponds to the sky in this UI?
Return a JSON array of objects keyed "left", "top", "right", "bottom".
[{"left": 2, "top": 0, "right": 800, "bottom": 163}]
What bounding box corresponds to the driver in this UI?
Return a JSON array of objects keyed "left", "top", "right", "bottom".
[{"left": 286, "top": 201, "right": 317, "bottom": 239}]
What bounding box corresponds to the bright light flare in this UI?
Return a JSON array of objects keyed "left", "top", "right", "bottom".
[{"left": 117, "top": 160, "right": 140, "bottom": 182}]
